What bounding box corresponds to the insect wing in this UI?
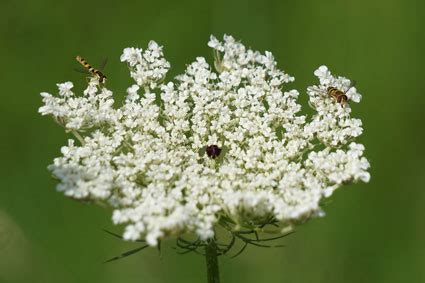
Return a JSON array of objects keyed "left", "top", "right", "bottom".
[
  {"left": 307, "top": 86, "right": 326, "bottom": 95},
  {"left": 74, "top": 67, "right": 90, "bottom": 74},
  {"left": 99, "top": 57, "right": 108, "bottom": 71}
]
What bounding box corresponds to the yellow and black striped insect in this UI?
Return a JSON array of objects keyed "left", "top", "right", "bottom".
[
  {"left": 75, "top": 55, "right": 107, "bottom": 84},
  {"left": 310, "top": 81, "right": 356, "bottom": 107},
  {"left": 326, "top": 86, "right": 349, "bottom": 106}
]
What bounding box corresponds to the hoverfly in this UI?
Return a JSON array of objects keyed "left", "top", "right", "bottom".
[
  {"left": 309, "top": 81, "right": 356, "bottom": 107},
  {"left": 75, "top": 56, "right": 107, "bottom": 84}
]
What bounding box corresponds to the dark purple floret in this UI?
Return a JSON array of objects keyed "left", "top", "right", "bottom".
[{"left": 206, "top": 145, "right": 221, "bottom": 159}]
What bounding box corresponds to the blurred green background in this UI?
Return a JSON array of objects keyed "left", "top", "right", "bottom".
[{"left": 1, "top": 0, "right": 424, "bottom": 282}]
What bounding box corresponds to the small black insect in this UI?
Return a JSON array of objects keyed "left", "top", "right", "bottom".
[{"left": 206, "top": 145, "right": 221, "bottom": 159}]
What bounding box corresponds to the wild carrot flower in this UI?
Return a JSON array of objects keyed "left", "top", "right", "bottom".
[{"left": 39, "top": 35, "right": 370, "bottom": 248}]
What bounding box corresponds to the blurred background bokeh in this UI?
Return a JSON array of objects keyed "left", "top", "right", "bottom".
[{"left": 1, "top": 0, "right": 424, "bottom": 282}]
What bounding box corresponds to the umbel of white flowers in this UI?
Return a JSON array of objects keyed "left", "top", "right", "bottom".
[{"left": 39, "top": 35, "right": 370, "bottom": 246}]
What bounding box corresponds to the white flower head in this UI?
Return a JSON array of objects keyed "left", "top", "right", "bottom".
[
  {"left": 120, "top": 47, "right": 143, "bottom": 67},
  {"left": 126, "top": 84, "right": 140, "bottom": 101},
  {"left": 208, "top": 35, "right": 224, "bottom": 51},
  {"left": 40, "top": 35, "right": 370, "bottom": 246},
  {"left": 57, "top": 81, "right": 74, "bottom": 97},
  {"left": 314, "top": 65, "right": 332, "bottom": 85},
  {"left": 120, "top": 41, "right": 170, "bottom": 89}
]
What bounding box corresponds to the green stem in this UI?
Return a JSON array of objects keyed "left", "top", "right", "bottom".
[
  {"left": 71, "top": 130, "right": 85, "bottom": 145},
  {"left": 205, "top": 239, "right": 220, "bottom": 283}
]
